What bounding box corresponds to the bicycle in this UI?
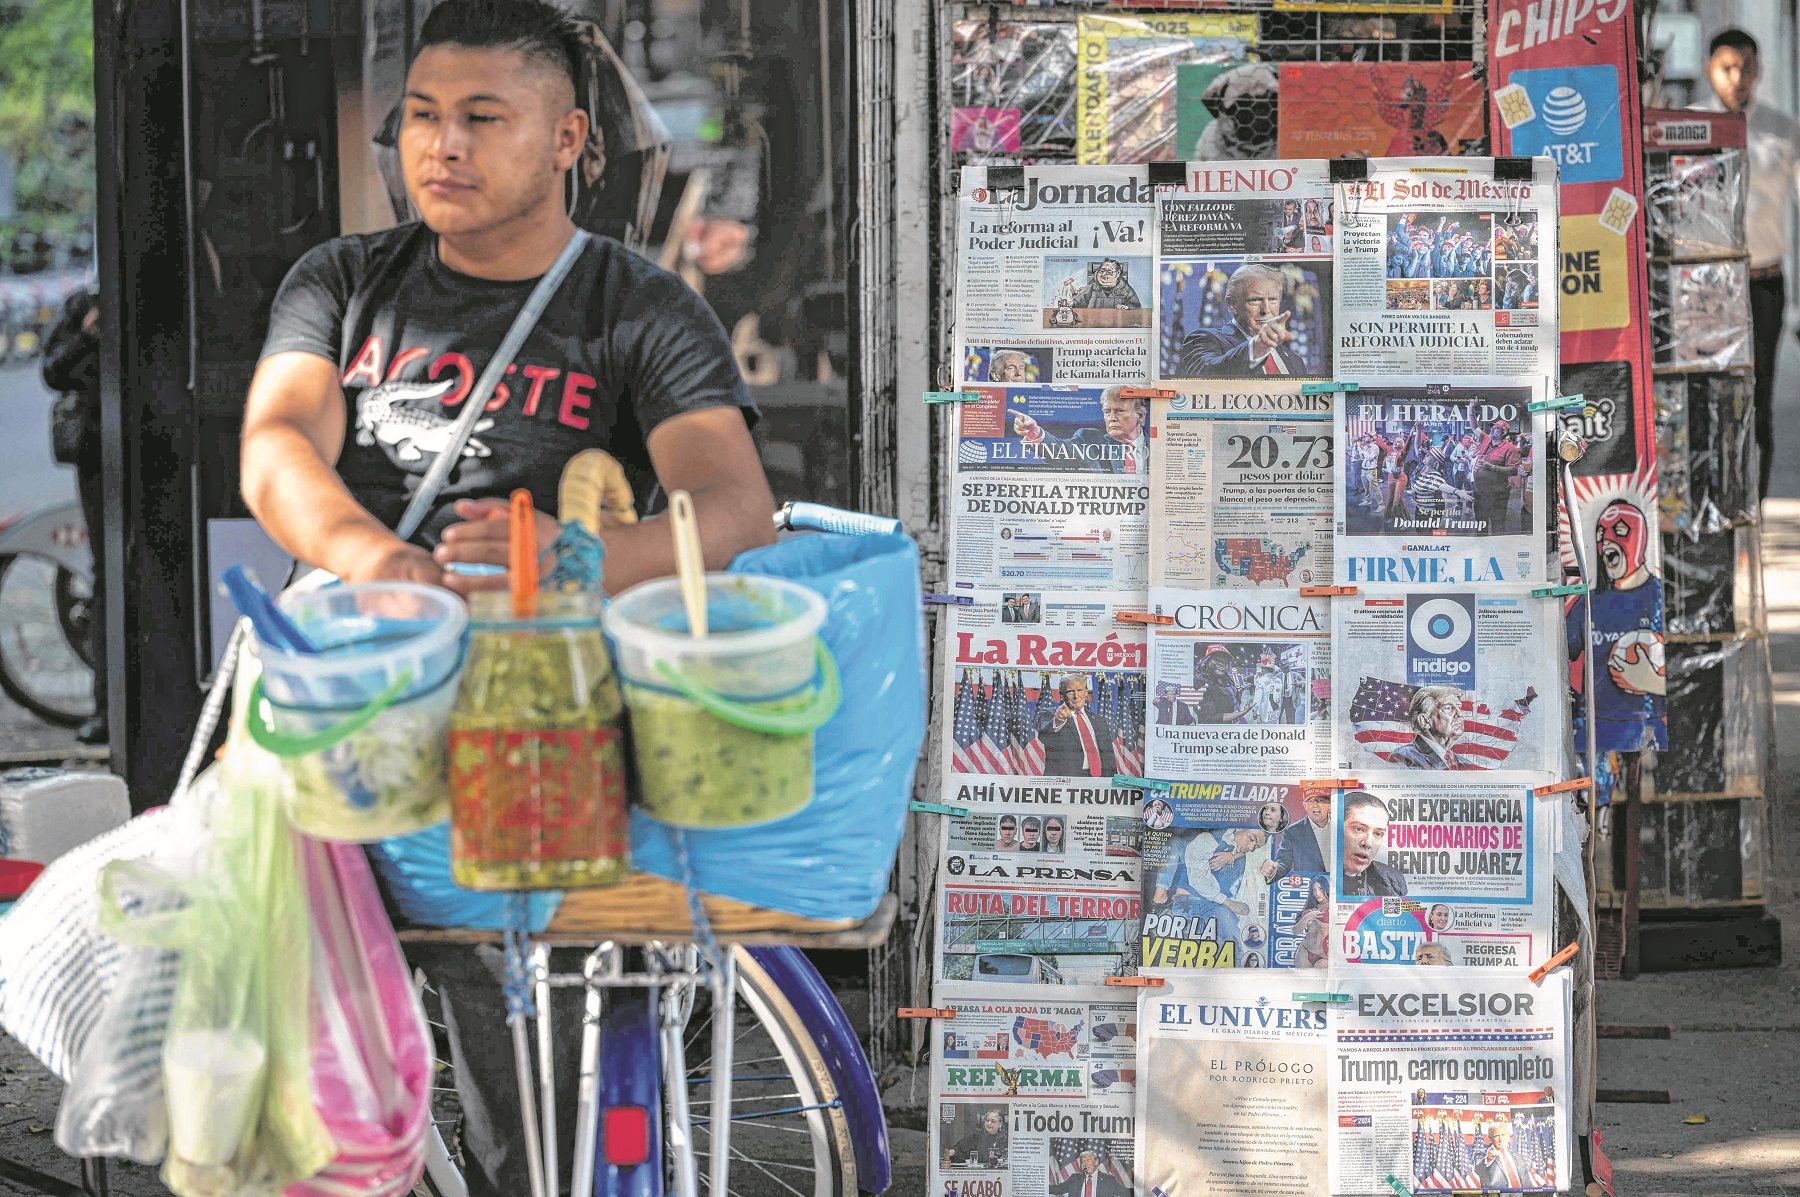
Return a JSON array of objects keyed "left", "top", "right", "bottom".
[{"left": 0, "top": 497, "right": 95, "bottom": 727}]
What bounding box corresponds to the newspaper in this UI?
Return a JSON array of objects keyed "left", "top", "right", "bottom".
[
  {"left": 958, "top": 385, "right": 1149, "bottom": 477},
  {"left": 1332, "top": 587, "right": 1562, "bottom": 785},
  {"left": 1331, "top": 785, "right": 1557, "bottom": 970},
  {"left": 1136, "top": 973, "right": 1331, "bottom": 1197},
  {"left": 957, "top": 165, "right": 1157, "bottom": 386},
  {"left": 1153, "top": 162, "right": 1335, "bottom": 383},
  {"left": 1140, "top": 781, "right": 1334, "bottom": 972},
  {"left": 1335, "top": 384, "right": 1548, "bottom": 587},
  {"left": 1148, "top": 386, "right": 1334, "bottom": 589},
  {"left": 950, "top": 472, "right": 1150, "bottom": 593},
  {"left": 1333, "top": 158, "right": 1560, "bottom": 384},
  {"left": 1144, "top": 587, "right": 1333, "bottom": 781},
  {"left": 1331, "top": 968, "right": 1573, "bottom": 1194},
  {"left": 930, "top": 999, "right": 1139, "bottom": 1197},
  {"left": 939, "top": 592, "right": 1147, "bottom": 993}
]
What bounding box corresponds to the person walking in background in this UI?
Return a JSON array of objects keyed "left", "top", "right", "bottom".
[
  {"left": 1697, "top": 28, "right": 1800, "bottom": 499},
  {"left": 40, "top": 287, "right": 106, "bottom": 745}
]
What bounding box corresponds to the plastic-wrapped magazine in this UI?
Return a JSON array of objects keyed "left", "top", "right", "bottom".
[
  {"left": 1147, "top": 385, "right": 1335, "bottom": 589},
  {"left": 1332, "top": 587, "right": 1562, "bottom": 784},
  {"left": 1655, "top": 372, "right": 1756, "bottom": 536},
  {"left": 1651, "top": 259, "right": 1751, "bottom": 371},
  {"left": 1075, "top": 13, "right": 1257, "bottom": 165},
  {"left": 1144, "top": 587, "right": 1333, "bottom": 782},
  {"left": 1139, "top": 780, "right": 1334, "bottom": 972},
  {"left": 951, "top": 19, "right": 1078, "bottom": 161},
  {"left": 1276, "top": 61, "right": 1486, "bottom": 160},
  {"left": 1335, "top": 384, "right": 1548, "bottom": 586},
  {"left": 1329, "top": 783, "right": 1557, "bottom": 970},
  {"left": 929, "top": 999, "right": 1139, "bottom": 1197},
  {"left": 1151, "top": 160, "right": 1335, "bottom": 383},
  {"left": 1332, "top": 157, "right": 1559, "bottom": 384},
  {"left": 1330, "top": 968, "right": 1573, "bottom": 1195},
  {"left": 1644, "top": 107, "right": 1748, "bottom": 260}
]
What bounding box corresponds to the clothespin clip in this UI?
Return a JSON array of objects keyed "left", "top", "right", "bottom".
[
  {"left": 898, "top": 1007, "right": 957, "bottom": 1019},
  {"left": 924, "top": 391, "right": 982, "bottom": 405},
  {"left": 1531, "top": 583, "right": 1586, "bottom": 598},
  {"left": 1528, "top": 393, "right": 1589, "bottom": 414},
  {"left": 1116, "top": 611, "right": 1174, "bottom": 626},
  {"left": 910, "top": 800, "right": 970, "bottom": 818},
  {"left": 1385, "top": 1177, "right": 1413, "bottom": 1197},
  {"left": 1113, "top": 774, "right": 1172, "bottom": 791},
  {"left": 1529, "top": 940, "right": 1581, "bottom": 984},
  {"left": 923, "top": 593, "right": 973, "bottom": 606},
  {"left": 1301, "top": 381, "right": 1358, "bottom": 395},
  {"left": 1301, "top": 584, "right": 1357, "bottom": 597},
  {"left": 1533, "top": 778, "right": 1592, "bottom": 797},
  {"left": 1106, "top": 975, "right": 1165, "bottom": 988},
  {"left": 1118, "top": 386, "right": 1176, "bottom": 399},
  {"left": 1293, "top": 991, "right": 1352, "bottom": 1004},
  {"left": 1301, "top": 778, "right": 1362, "bottom": 790}
]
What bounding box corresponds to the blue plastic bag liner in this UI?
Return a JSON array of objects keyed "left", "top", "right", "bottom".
[
  {"left": 627, "top": 530, "right": 925, "bottom": 921},
  {"left": 366, "top": 821, "right": 562, "bottom": 932}
]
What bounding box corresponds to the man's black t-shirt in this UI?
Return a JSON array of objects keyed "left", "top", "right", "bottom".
[{"left": 260, "top": 224, "right": 756, "bottom": 543}]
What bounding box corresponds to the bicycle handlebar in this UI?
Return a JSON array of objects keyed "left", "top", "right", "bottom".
[{"left": 775, "top": 502, "right": 903, "bottom": 538}]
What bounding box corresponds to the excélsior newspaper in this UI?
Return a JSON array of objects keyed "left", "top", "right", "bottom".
[
  {"left": 1152, "top": 162, "right": 1336, "bottom": 384},
  {"left": 1332, "top": 586, "right": 1564, "bottom": 785},
  {"left": 1331, "top": 784, "right": 1557, "bottom": 970},
  {"left": 1149, "top": 385, "right": 1335, "bottom": 589},
  {"left": 1335, "top": 384, "right": 1550, "bottom": 587},
  {"left": 930, "top": 998, "right": 1139, "bottom": 1197},
  {"left": 938, "top": 592, "right": 1146, "bottom": 994},
  {"left": 1136, "top": 972, "right": 1331, "bottom": 1197},
  {"left": 1331, "top": 969, "right": 1573, "bottom": 1194},
  {"left": 1333, "top": 158, "right": 1559, "bottom": 386},
  {"left": 1144, "top": 587, "right": 1332, "bottom": 781}
]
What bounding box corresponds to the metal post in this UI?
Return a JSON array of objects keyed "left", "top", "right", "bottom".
[
  {"left": 659, "top": 981, "right": 700, "bottom": 1197},
  {"left": 533, "top": 944, "right": 559, "bottom": 1197},
  {"left": 1622, "top": 751, "right": 1644, "bottom": 978},
  {"left": 571, "top": 949, "right": 609, "bottom": 1197},
  {"left": 512, "top": 1013, "right": 548, "bottom": 1197},
  {"left": 707, "top": 950, "right": 737, "bottom": 1196}
]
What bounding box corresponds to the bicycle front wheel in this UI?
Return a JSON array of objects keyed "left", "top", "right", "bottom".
[
  {"left": 0, "top": 554, "right": 95, "bottom": 727},
  {"left": 681, "top": 946, "right": 857, "bottom": 1197}
]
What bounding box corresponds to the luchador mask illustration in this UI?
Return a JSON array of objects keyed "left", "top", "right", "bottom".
[{"left": 1596, "top": 499, "right": 1649, "bottom": 583}]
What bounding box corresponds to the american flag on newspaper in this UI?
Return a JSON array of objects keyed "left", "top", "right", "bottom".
[
  {"left": 1048, "top": 1139, "right": 1134, "bottom": 1191},
  {"left": 1347, "top": 676, "right": 1538, "bottom": 769}
]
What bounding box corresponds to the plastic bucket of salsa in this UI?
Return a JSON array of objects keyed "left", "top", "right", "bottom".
[
  {"left": 245, "top": 582, "right": 467, "bottom": 842},
  {"left": 604, "top": 573, "right": 840, "bottom": 828}
]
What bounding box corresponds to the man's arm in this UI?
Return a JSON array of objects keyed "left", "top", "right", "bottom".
[{"left": 241, "top": 351, "right": 442, "bottom": 585}]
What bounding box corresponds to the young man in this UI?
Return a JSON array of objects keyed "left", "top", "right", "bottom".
[
  {"left": 239, "top": 2, "right": 774, "bottom": 1191},
  {"left": 1698, "top": 27, "right": 1800, "bottom": 498}
]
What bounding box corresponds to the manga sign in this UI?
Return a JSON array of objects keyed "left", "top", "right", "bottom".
[
  {"left": 1333, "top": 158, "right": 1559, "bottom": 384},
  {"left": 1136, "top": 973, "right": 1331, "bottom": 1197},
  {"left": 1330, "top": 784, "right": 1556, "bottom": 970},
  {"left": 1332, "top": 969, "right": 1573, "bottom": 1194},
  {"left": 931, "top": 1000, "right": 1140, "bottom": 1197},
  {"left": 1148, "top": 385, "right": 1334, "bottom": 589},
  {"left": 1139, "top": 780, "right": 1333, "bottom": 972},
  {"left": 1335, "top": 385, "right": 1547, "bottom": 587},
  {"left": 1332, "top": 588, "right": 1563, "bottom": 784},
  {"left": 1153, "top": 161, "right": 1335, "bottom": 383},
  {"left": 1145, "top": 588, "right": 1333, "bottom": 781}
]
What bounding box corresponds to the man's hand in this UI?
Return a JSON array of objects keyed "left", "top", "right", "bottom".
[
  {"left": 1012, "top": 412, "right": 1045, "bottom": 443},
  {"left": 1226, "top": 900, "right": 1250, "bottom": 917},
  {"left": 1252, "top": 310, "right": 1294, "bottom": 358},
  {"left": 1210, "top": 849, "right": 1236, "bottom": 871},
  {"left": 434, "top": 498, "right": 562, "bottom": 596},
  {"left": 342, "top": 537, "right": 445, "bottom": 588},
  {"left": 1260, "top": 860, "right": 1280, "bottom": 882},
  {"left": 1153, "top": 886, "right": 1169, "bottom": 905}
]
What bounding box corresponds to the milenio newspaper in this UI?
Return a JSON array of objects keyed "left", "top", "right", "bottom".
[
  {"left": 930, "top": 998, "right": 1139, "bottom": 1197},
  {"left": 1148, "top": 384, "right": 1335, "bottom": 589},
  {"left": 1331, "top": 158, "right": 1559, "bottom": 384}
]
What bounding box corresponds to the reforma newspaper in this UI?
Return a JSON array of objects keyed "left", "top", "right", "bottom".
[
  {"left": 930, "top": 999, "right": 1139, "bottom": 1197},
  {"left": 1335, "top": 384, "right": 1549, "bottom": 587},
  {"left": 1139, "top": 780, "right": 1334, "bottom": 972},
  {"left": 1149, "top": 385, "right": 1335, "bottom": 589},
  {"left": 1332, "top": 587, "right": 1563, "bottom": 784},
  {"left": 939, "top": 592, "right": 1147, "bottom": 993},
  {"left": 1331, "top": 784, "right": 1557, "bottom": 969},
  {"left": 1153, "top": 161, "right": 1336, "bottom": 384},
  {"left": 958, "top": 164, "right": 1157, "bottom": 386},
  {"left": 1145, "top": 587, "right": 1333, "bottom": 781},
  {"left": 1331, "top": 968, "right": 1573, "bottom": 1194},
  {"left": 1333, "top": 157, "right": 1559, "bottom": 384},
  {"left": 1137, "top": 973, "right": 1331, "bottom": 1197}
]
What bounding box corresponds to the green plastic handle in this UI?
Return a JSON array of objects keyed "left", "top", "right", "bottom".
[
  {"left": 650, "top": 638, "right": 841, "bottom": 736},
  {"left": 243, "top": 671, "right": 413, "bottom": 758}
]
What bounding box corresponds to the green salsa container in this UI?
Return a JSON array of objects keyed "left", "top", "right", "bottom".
[
  {"left": 448, "top": 592, "right": 630, "bottom": 889},
  {"left": 603, "top": 573, "right": 839, "bottom": 828}
]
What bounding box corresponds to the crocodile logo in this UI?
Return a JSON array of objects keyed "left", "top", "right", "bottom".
[{"left": 355, "top": 377, "right": 494, "bottom": 466}]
